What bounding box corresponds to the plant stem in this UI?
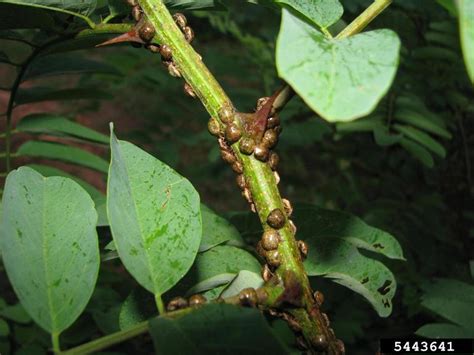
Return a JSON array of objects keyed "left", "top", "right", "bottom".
[
  {"left": 154, "top": 294, "right": 165, "bottom": 314},
  {"left": 336, "top": 0, "right": 392, "bottom": 39},
  {"left": 52, "top": 332, "right": 61, "bottom": 354}
]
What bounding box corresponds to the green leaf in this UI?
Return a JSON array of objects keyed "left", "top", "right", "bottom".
[
  {"left": 0, "top": 0, "right": 97, "bottom": 19},
  {"left": 0, "top": 319, "right": 9, "bottom": 336},
  {"left": 293, "top": 205, "right": 403, "bottom": 317},
  {"left": 393, "top": 124, "right": 446, "bottom": 158},
  {"left": 119, "top": 288, "right": 156, "bottom": 330},
  {"left": 274, "top": 0, "right": 343, "bottom": 28},
  {"left": 23, "top": 54, "right": 118, "bottom": 81},
  {"left": 394, "top": 109, "right": 452, "bottom": 139},
  {"left": 373, "top": 125, "right": 402, "bottom": 146},
  {"left": 149, "top": 304, "right": 289, "bottom": 355},
  {"left": 220, "top": 270, "right": 264, "bottom": 298},
  {"left": 0, "top": 167, "right": 99, "bottom": 333},
  {"left": 416, "top": 278, "right": 474, "bottom": 338},
  {"left": 16, "top": 113, "right": 109, "bottom": 144},
  {"left": 0, "top": 303, "right": 31, "bottom": 324},
  {"left": 399, "top": 137, "right": 434, "bottom": 168},
  {"left": 17, "top": 141, "right": 109, "bottom": 173},
  {"left": 0, "top": 3, "right": 54, "bottom": 30},
  {"left": 178, "top": 245, "right": 261, "bottom": 297},
  {"left": 26, "top": 164, "right": 104, "bottom": 203},
  {"left": 457, "top": 0, "right": 474, "bottom": 82},
  {"left": 107, "top": 129, "right": 201, "bottom": 295},
  {"left": 200, "top": 204, "right": 245, "bottom": 252},
  {"left": 276, "top": 9, "right": 400, "bottom": 122},
  {"left": 16, "top": 87, "right": 112, "bottom": 105}
]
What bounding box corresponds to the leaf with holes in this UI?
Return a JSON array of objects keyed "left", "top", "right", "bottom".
[
  {"left": 276, "top": 9, "right": 400, "bottom": 122},
  {"left": 293, "top": 204, "right": 404, "bottom": 317},
  {"left": 0, "top": 167, "right": 99, "bottom": 334},
  {"left": 107, "top": 127, "right": 201, "bottom": 297}
]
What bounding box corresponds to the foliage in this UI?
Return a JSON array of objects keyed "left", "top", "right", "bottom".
[{"left": 0, "top": 0, "right": 472, "bottom": 353}]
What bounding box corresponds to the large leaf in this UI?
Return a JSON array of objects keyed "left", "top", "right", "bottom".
[
  {"left": 17, "top": 141, "right": 109, "bottom": 173},
  {"left": 293, "top": 205, "right": 404, "bottom": 317},
  {"left": 0, "top": 167, "right": 99, "bottom": 334},
  {"left": 276, "top": 9, "right": 400, "bottom": 122},
  {"left": 274, "top": 0, "right": 343, "bottom": 28},
  {"left": 16, "top": 113, "right": 109, "bottom": 144},
  {"left": 457, "top": 0, "right": 474, "bottom": 83},
  {"left": 149, "top": 304, "right": 289, "bottom": 354},
  {"left": 0, "top": 0, "right": 97, "bottom": 17},
  {"left": 107, "top": 129, "right": 201, "bottom": 296},
  {"left": 0, "top": 3, "right": 54, "bottom": 30},
  {"left": 22, "top": 54, "right": 118, "bottom": 81},
  {"left": 200, "top": 204, "right": 245, "bottom": 252},
  {"left": 416, "top": 278, "right": 474, "bottom": 338}
]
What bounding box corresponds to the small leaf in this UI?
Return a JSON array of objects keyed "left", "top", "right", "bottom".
[
  {"left": 276, "top": 9, "right": 400, "bottom": 122},
  {"left": 0, "top": 319, "right": 9, "bottom": 336},
  {"left": 400, "top": 137, "right": 435, "bottom": 168},
  {"left": 107, "top": 129, "right": 201, "bottom": 295},
  {"left": 16, "top": 87, "right": 112, "bottom": 105},
  {"left": 393, "top": 124, "right": 446, "bottom": 158},
  {"left": 200, "top": 204, "right": 245, "bottom": 252},
  {"left": 293, "top": 205, "right": 403, "bottom": 317},
  {"left": 417, "top": 323, "right": 473, "bottom": 338},
  {"left": 274, "top": 0, "right": 343, "bottom": 28},
  {"left": 394, "top": 109, "right": 452, "bottom": 139},
  {"left": 1, "top": 167, "right": 100, "bottom": 333},
  {"left": 457, "top": 0, "right": 474, "bottom": 82},
  {"left": 17, "top": 141, "right": 108, "bottom": 173},
  {"left": 373, "top": 125, "right": 402, "bottom": 146},
  {"left": 149, "top": 304, "right": 289, "bottom": 354},
  {"left": 220, "top": 270, "right": 264, "bottom": 298},
  {"left": 0, "top": 303, "right": 31, "bottom": 324},
  {"left": 16, "top": 113, "right": 109, "bottom": 144},
  {"left": 23, "top": 54, "right": 118, "bottom": 81}
]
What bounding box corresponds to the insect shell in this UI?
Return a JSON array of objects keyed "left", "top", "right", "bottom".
[
  {"left": 256, "top": 96, "right": 269, "bottom": 110},
  {"left": 166, "top": 296, "right": 188, "bottom": 312},
  {"left": 273, "top": 171, "right": 280, "bottom": 184},
  {"left": 165, "top": 62, "right": 181, "bottom": 77},
  {"left": 147, "top": 44, "right": 160, "bottom": 53},
  {"left": 336, "top": 339, "right": 345, "bottom": 354},
  {"left": 138, "top": 21, "right": 156, "bottom": 42},
  {"left": 231, "top": 161, "right": 243, "bottom": 174},
  {"left": 268, "top": 151, "right": 279, "bottom": 171},
  {"left": 262, "top": 129, "right": 278, "bottom": 148},
  {"left": 314, "top": 291, "right": 324, "bottom": 306},
  {"left": 220, "top": 149, "right": 236, "bottom": 165},
  {"left": 225, "top": 123, "right": 242, "bottom": 144},
  {"left": 282, "top": 198, "right": 292, "bottom": 216},
  {"left": 253, "top": 144, "right": 269, "bottom": 162},
  {"left": 131, "top": 6, "right": 142, "bottom": 21},
  {"left": 183, "top": 26, "right": 194, "bottom": 43},
  {"left": 159, "top": 44, "right": 172, "bottom": 61},
  {"left": 312, "top": 334, "right": 328, "bottom": 351},
  {"left": 266, "top": 115, "right": 280, "bottom": 129},
  {"left": 238, "top": 288, "right": 258, "bottom": 307},
  {"left": 266, "top": 249, "right": 281, "bottom": 268},
  {"left": 261, "top": 264, "right": 273, "bottom": 282},
  {"left": 126, "top": 0, "right": 138, "bottom": 6},
  {"left": 184, "top": 82, "right": 196, "bottom": 98},
  {"left": 207, "top": 118, "right": 221, "bottom": 137},
  {"left": 236, "top": 174, "right": 246, "bottom": 190},
  {"left": 288, "top": 219, "right": 297, "bottom": 235},
  {"left": 267, "top": 208, "right": 286, "bottom": 229},
  {"left": 188, "top": 294, "right": 207, "bottom": 306},
  {"left": 173, "top": 12, "right": 187, "bottom": 29},
  {"left": 218, "top": 105, "right": 234, "bottom": 124},
  {"left": 239, "top": 137, "right": 256, "bottom": 155},
  {"left": 261, "top": 229, "right": 280, "bottom": 251}
]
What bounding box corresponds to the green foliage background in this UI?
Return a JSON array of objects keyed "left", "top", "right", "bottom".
[{"left": 0, "top": 0, "right": 472, "bottom": 354}]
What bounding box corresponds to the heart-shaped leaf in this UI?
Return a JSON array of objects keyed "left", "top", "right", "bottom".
[
  {"left": 1, "top": 167, "right": 99, "bottom": 334},
  {"left": 107, "top": 128, "right": 201, "bottom": 298},
  {"left": 293, "top": 204, "right": 404, "bottom": 317},
  {"left": 277, "top": 9, "right": 400, "bottom": 122}
]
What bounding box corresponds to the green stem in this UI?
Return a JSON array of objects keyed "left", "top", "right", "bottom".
[
  {"left": 52, "top": 332, "right": 61, "bottom": 354},
  {"left": 336, "top": 0, "right": 393, "bottom": 39},
  {"left": 155, "top": 294, "right": 165, "bottom": 314}
]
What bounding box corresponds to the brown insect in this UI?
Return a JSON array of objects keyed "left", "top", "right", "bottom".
[
  {"left": 218, "top": 105, "right": 234, "bottom": 123},
  {"left": 207, "top": 118, "right": 221, "bottom": 137},
  {"left": 282, "top": 198, "right": 292, "bottom": 216},
  {"left": 266, "top": 249, "right": 281, "bottom": 268},
  {"left": 239, "top": 137, "right": 256, "bottom": 155},
  {"left": 314, "top": 290, "right": 324, "bottom": 306},
  {"left": 238, "top": 288, "right": 258, "bottom": 307},
  {"left": 267, "top": 208, "right": 286, "bottom": 229},
  {"left": 188, "top": 294, "right": 207, "bottom": 306},
  {"left": 183, "top": 26, "right": 194, "bottom": 43},
  {"left": 254, "top": 144, "right": 269, "bottom": 162},
  {"left": 131, "top": 6, "right": 142, "bottom": 21},
  {"left": 159, "top": 44, "right": 172, "bottom": 61},
  {"left": 268, "top": 151, "right": 279, "bottom": 171},
  {"left": 262, "top": 129, "right": 278, "bottom": 148},
  {"left": 173, "top": 12, "right": 187, "bottom": 29},
  {"left": 225, "top": 123, "right": 242, "bottom": 144},
  {"left": 138, "top": 21, "right": 155, "bottom": 42},
  {"left": 184, "top": 82, "right": 196, "bottom": 98},
  {"left": 261, "top": 229, "right": 280, "bottom": 251},
  {"left": 166, "top": 296, "right": 188, "bottom": 312}
]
